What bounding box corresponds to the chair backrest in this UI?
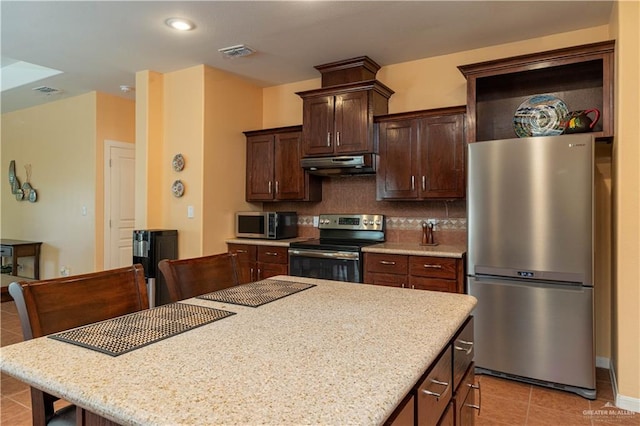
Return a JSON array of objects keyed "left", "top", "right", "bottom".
[
  {"left": 158, "top": 252, "right": 239, "bottom": 302},
  {"left": 9, "top": 264, "right": 149, "bottom": 340}
]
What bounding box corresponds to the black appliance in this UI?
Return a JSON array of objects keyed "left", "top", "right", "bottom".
[
  {"left": 132, "top": 229, "right": 177, "bottom": 307},
  {"left": 288, "top": 214, "right": 385, "bottom": 283},
  {"left": 235, "top": 211, "right": 298, "bottom": 240}
]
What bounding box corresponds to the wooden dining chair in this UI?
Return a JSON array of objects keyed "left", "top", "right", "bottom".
[
  {"left": 8, "top": 264, "right": 149, "bottom": 426},
  {"left": 158, "top": 252, "right": 240, "bottom": 302}
]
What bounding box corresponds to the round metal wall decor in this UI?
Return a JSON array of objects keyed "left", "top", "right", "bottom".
[{"left": 171, "top": 180, "right": 185, "bottom": 197}]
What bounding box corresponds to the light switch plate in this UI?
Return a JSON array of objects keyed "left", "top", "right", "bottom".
[{"left": 187, "top": 205, "right": 195, "bottom": 218}]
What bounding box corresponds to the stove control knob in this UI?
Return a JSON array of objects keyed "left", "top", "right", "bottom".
[
  {"left": 363, "top": 219, "right": 369, "bottom": 225},
  {"left": 375, "top": 219, "right": 382, "bottom": 225}
]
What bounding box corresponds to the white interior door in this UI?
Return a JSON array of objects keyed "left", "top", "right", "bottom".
[{"left": 104, "top": 140, "right": 135, "bottom": 269}]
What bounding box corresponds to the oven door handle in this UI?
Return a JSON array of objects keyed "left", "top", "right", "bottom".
[{"left": 288, "top": 249, "right": 359, "bottom": 261}]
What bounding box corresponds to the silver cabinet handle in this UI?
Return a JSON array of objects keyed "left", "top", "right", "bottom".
[
  {"left": 454, "top": 339, "right": 474, "bottom": 355},
  {"left": 379, "top": 260, "right": 396, "bottom": 265},
  {"left": 411, "top": 176, "right": 415, "bottom": 191},
  {"left": 423, "top": 264, "right": 443, "bottom": 269},
  {"left": 268, "top": 181, "right": 272, "bottom": 194},
  {"left": 264, "top": 252, "right": 279, "bottom": 257},
  {"left": 250, "top": 268, "right": 255, "bottom": 281},
  {"left": 236, "top": 249, "right": 247, "bottom": 253},
  {"left": 257, "top": 268, "right": 261, "bottom": 280},
  {"left": 275, "top": 181, "right": 279, "bottom": 194},
  {"left": 421, "top": 378, "right": 450, "bottom": 399},
  {"left": 336, "top": 131, "right": 340, "bottom": 146},
  {"left": 422, "top": 175, "right": 426, "bottom": 191},
  {"left": 327, "top": 132, "right": 331, "bottom": 147},
  {"left": 466, "top": 381, "right": 482, "bottom": 415}
]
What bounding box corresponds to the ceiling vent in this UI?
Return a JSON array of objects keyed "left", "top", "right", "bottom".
[
  {"left": 218, "top": 45, "right": 256, "bottom": 59},
  {"left": 32, "top": 85, "right": 63, "bottom": 95}
]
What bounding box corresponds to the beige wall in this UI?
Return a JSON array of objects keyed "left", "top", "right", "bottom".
[
  {"left": 202, "top": 66, "right": 262, "bottom": 254},
  {"left": 610, "top": 0, "right": 640, "bottom": 406},
  {"left": 1, "top": 92, "right": 135, "bottom": 277},
  {"left": 135, "top": 66, "right": 262, "bottom": 258},
  {"left": 95, "top": 92, "right": 136, "bottom": 269},
  {"left": 135, "top": 70, "right": 164, "bottom": 229}
]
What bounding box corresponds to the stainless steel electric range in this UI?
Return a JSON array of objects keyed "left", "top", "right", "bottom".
[{"left": 288, "top": 213, "right": 385, "bottom": 283}]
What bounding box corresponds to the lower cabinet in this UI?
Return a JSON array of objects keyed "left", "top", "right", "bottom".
[
  {"left": 385, "top": 316, "right": 479, "bottom": 426},
  {"left": 364, "top": 253, "right": 465, "bottom": 293},
  {"left": 455, "top": 364, "right": 478, "bottom": 426},
  {"left": 227, "top": 243, "right": 288, "bottom": 283}
]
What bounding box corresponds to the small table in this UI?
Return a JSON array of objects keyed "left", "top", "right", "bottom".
[{"left": 1, "top": 239, "right": 42, "bottom": 280}]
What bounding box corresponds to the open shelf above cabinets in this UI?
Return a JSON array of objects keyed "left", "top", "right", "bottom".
[{"left": 458, "top": 40, "right": 614, "bottom": 143}]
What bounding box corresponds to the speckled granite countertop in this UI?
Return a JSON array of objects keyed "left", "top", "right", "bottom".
[
  {"left": 0, "top": 276, "right": 476, "bottom": 426},
  {"left": 226, "top": 237, "right": 311, "bottom": 247},
  {"left": 363, "top": 242, "right": 467, "bottom": 258}
]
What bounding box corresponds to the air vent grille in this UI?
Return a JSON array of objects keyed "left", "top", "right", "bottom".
[
  {"left": 32, "top": 86, "right": 63, "bottom": 95},
  {"left": 218, "top": 45, "right": 255, "bottom": 59}
]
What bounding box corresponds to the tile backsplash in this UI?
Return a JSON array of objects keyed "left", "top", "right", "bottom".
[{"left": 271, "top": 175, "right": 467, "bottom": 246}]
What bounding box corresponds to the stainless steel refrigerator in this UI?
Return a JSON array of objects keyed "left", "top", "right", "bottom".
[{"left": 467, "top": 134, "right": 596, "bottom": 399}]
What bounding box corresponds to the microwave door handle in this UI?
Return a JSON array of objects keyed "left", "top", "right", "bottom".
[{"left": 289, "top": 249, "right": 359, "bottom": 261}]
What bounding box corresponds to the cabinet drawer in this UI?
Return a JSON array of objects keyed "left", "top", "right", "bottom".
[
  {"left": 0, "top": 246, "right": 13, "bottom": 257},
  {"left": 417, "top": 346, "right": 452, "bottom": 426},
  {"left": 257, "top": 246, "right": 288, "bottom": 264},
  {"left": 365, "top": 253, "right": 408, "bottom": 275},
  {"left": 410, "top": 256, "right": 457, "bottom": 279},
  {"left": 452, "top": 317, "right": 474, "bottom": 390},
  {"left": 410, "top": 277, "right": 458, "bottom": 293},
  {"left": 227, "top": 244, "right": 257, "bottom": 262}
]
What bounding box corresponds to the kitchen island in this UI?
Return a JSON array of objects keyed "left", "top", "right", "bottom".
[{"left": 0, "top": 275, "right": 476, "bottom": 425}]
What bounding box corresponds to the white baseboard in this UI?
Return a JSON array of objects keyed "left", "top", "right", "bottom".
[
  {"left": 610, "top": 359, "right": 640, "bottom": 413},
  {"left": 596, "top": 356, "right": 610, "bottom": 369}
]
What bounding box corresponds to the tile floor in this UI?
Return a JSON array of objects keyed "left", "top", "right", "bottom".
[{"left": 1, "top": 300, "right": 638, "bottom": 425}]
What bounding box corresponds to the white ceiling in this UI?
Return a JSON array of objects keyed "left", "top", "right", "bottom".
[{"left": 0, "top": 1, "right": 613, "bottom": 114}]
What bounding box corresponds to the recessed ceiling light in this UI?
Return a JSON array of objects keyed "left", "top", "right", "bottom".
[{"left": 165, "top": 18, "right": 196, "bottom": 31}]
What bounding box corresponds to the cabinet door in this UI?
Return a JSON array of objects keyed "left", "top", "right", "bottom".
[
  {"left": 366, "top": 272, "right": 407, "bottom": 288},
  {"left": 334, "top": 91, "right": 370, "bottom": 154},
  {"left": 455, "top": 364, "right": 477, "bottom": 426},
  {"left": 246, "top": 135, "right": 275, "bottom": 201},
  {"left": 258, "top": 262, "right": 288, "bottom": 280},
  {"left": 377, "top": 119, "right": 419, "bottom": 199},
  {"left": 410, "top": 276, "right": 458, "bottom": 293},
  {"left": 302, "top": 95, "right": 335, "bottom": 156},
  {"left": 274, "top": 131, "right": 305, "bottom": 200},
  {"left": 419, "top": 114, "right": 465, "bottom": 199},
  {"left": 228, "top": 244, "right": 257, "bottom": 284}
]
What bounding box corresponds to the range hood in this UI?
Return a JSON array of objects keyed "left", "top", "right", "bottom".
[{"left": 301, "top": 154, "right": 377, "bottom": 177}]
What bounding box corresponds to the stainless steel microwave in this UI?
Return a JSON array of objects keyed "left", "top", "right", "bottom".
[{"left": 235, "top": 211, "right": 298, "bottom": 239}]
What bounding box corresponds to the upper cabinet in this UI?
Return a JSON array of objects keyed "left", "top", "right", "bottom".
[
  {"left": 376, "top": 107, "right": 466, "bottom": 200},
  {"left": 297, "top": 57, "right": 394, "bottom": 157},
  {"left": 244, "top": 126, "right": 321, "bottom": 202},
  {"left": 458, "top": 40, "right": 615, "bottom": 143}
]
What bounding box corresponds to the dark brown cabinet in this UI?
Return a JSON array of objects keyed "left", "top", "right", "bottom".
[
  {"left": 227, "top": 243, "right": 288, "bottom": 283},
  {"left": 384, "top": 316, "right": 478, "bottom": 426},
  {"left": 364, "top": 252, "right": 465, "bottom": 294},
  {"left": 458, "top": 40, "right": 615, "bottom": 143},
  {"left": 297, "top": 81, "right": 394, "bottom": 157},
  {"left": 244, "top": 126, "right": 321, "bottom": 202},
  {"left": 376, "top": 107, "right": 466, "bottom": 200}
]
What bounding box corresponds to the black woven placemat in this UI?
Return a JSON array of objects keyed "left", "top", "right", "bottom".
[
  {"left": 197, "top": 279, "right": 315, "bottom": 307},
  {"left": 49, "top": 303, "right": 235, "bottom": 356}
]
